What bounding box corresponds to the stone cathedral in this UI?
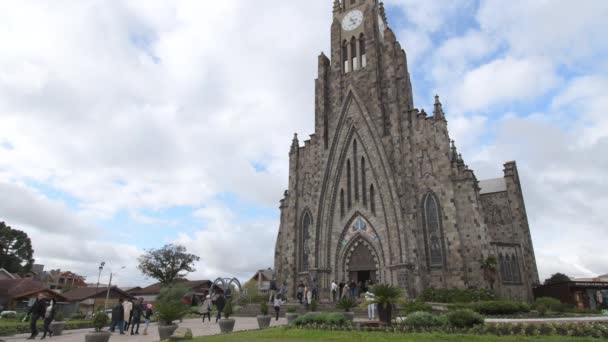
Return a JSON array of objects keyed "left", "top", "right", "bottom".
[{"left": 274, "top": 0, "right": 539, "bottom": 302}]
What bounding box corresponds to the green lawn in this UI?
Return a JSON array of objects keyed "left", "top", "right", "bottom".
[{"left": 195, "top": 328, "right": 601, "bottom": 342}]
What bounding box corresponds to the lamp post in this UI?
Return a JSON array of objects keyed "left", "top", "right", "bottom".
[
  {"left": 104, "top": 266, "right": 125, "bottom": 311},
  {"left": 94, "top": 262, "right": 105, "bottom": 312}
]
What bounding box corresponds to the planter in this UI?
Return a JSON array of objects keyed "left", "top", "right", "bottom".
[
  {"left": 219, "top": 319, "right": 235, "bottom": 334},
  {"left": 286, "top": 313, "right": 299, "bottom": 325},
  {"left": 256, "top": 315, "right": 272, "bottom": 329},
  {"left": 50, "top": 321, "right": 65, "bottom": 336},
  {"left": 158, "top": 324, "right": 179, "bottom": 340},
  {"left": 378, "top": 303, "right": 393, "bottom": 325},
  {"left": 342, "top": 312, "right": 355, "bottom": 322},
  {"left": 85, "top": 331, "right": 111, "bottom": 342}
]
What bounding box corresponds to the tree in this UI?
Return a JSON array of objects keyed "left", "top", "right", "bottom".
[
  {"left": 480, "top": 256, "right": 498, "bottom": 290},
  {"left": 137, "top": 244, "right": 200, "bottom": 285},
  {"left": 544, "top": 273, "right": 570, "bottom": 285},
  {"left": 0, "top": 222, "right": 34, "bottom": 276}
]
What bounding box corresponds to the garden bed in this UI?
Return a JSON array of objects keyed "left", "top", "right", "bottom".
[{"left": 0, "top": 320, "right": 94, "bottom": 336}]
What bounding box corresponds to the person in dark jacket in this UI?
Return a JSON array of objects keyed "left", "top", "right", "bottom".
[
  {"left": 143, "top": 304, "right": 153, "bottom": 335},
  {"left": 214, "top": 294, "right": 225, "bottom": 323},
  {"left": 41, "top": 298, "right": 57, "bottom": 339},
  {"left": 109, "top": 299, "right": 125, "bottom": 334},
  {"left": 26, "top": 294, "right": 48, "bottom": 340},
  {"left": 130, "top": 298, "right": 144, "bottom": 335}
]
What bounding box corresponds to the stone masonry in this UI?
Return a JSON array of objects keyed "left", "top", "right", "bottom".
[{"left": 274, "top": 0, "right": 539, "bottom": 302}]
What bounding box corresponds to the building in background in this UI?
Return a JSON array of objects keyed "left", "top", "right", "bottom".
[
  {"left": 247, "top": 268, "right": 274, "bottom": 295},
  {"left": 62, "top": 287, "right": 133, "bottom": 316},
  {"left": 0, "top": 279, "right": 66, "bottom": 311}
]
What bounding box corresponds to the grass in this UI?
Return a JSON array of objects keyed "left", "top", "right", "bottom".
[{"left": 194, "top": 328, "right": 601, "bottom": 342}]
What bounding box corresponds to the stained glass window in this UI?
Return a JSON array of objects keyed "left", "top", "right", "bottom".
[
  {"left": 423, "top": 193, "right": 444, "bottom": 268},
  {"left": 300, "top": 212, "right": 312, "bottom": 272}
]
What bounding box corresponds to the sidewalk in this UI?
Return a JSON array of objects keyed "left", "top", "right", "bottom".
[{"left": 1, "top": 318, "right": 287, "bottom": 342}]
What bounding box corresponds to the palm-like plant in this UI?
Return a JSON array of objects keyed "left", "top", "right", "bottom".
[
  {"left": 361, "top": 284, "right": 403, "bottom": 324},
  {"left": 336, "top": 297, "right": 357, "bottom": 312},
  {"left": 480, "top": 256, "right": 498, "bottom": 290}
]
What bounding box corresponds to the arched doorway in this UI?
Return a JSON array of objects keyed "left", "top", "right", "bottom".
[{"left": 344, "top": 238, "right": 379, "bottom": 286}]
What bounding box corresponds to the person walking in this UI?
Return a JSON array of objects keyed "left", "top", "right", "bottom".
[
  {"left": 273, "top": 295, "right": 283, "bottom": 321},
  {"left": 214, "top": 294, "right": 226, "bottom": 323},
  {"left": 25, "top": 294, "right": 47, "bottom": 340},
  {"left": 331, "top": 280, "right": 338, "bottom": 302},
  {"left": 349, "top": 280, "right": 356, "bottom": 299},
  {"left": 109, "top": 298, "right": 125, "bottom": 334},
  {"left": 339, "top": 280, "right": 345, "bottom": 299},
  {"left": 306, "top": 286, "right": 313, "bottom": 309},
  {"left": 41, "top": 298, "right": 57, "bottom": 339},
  {"left": 268, "top": 279, "right": 278, "bottom": 303},
  {"left": 296, "top": 282, "right": 304, "bottom": 304},
  {"left": 123, "top": 299, "right": 133, "bottom": 332},
  {"left": 130, "top": 298, "right": 144, "bottom": 335},
  {"left": 143, "top": 304, "right": 153, "bottom": 336},
  {"left": 200, "top": 295, "right": 212, "bottom": 323},
  {"left": 365, "top": 290, "right": 377, "bottom": 321}
]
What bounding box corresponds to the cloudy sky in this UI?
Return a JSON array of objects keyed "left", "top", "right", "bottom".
[{"left": 0, "top": 0, "right": 607, "bottom": 287}]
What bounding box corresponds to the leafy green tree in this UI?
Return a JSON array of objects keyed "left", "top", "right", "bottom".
[
  {"left": 544, "top": 273, "right": 570, "bottom": 285},
  {"left": 0, "top": 222, "right": 34, "bottom": 276},
  {"left": 137, "top": 244, "right": 200, "bottom": 285}
]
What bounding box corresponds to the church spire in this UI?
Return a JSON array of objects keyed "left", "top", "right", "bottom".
[
  {"left": 433, "top": 95, "right": 446, "bottom": 121},
  {"left": 333, "top": 0, "right": 341, "bottom": 14},
  {"left": 290, "top": 133, "right": 299, "bottom": 155},
  {"left": 451, "top": 140, "right": 458, "bottom": 163},
  {"left": 379, "top": 2, "right": 387, "bottom": 22}
]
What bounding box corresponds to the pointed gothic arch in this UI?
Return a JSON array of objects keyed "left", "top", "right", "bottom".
[{"left": 422, "top": 192, "right": 446, "bottom": 269}]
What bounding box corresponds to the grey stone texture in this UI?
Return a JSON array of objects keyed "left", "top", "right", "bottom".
[{"left": 274, "top": 0, "right": 539, "bottom": 302}]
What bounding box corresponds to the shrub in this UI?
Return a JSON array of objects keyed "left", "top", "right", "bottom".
[
  {"left": 405, "top": 311, "right": 445, "bottom": 328},
  {"left": 419, "top": 288, "right": 496, "bottom": 303},
  {"left": 92, "top": 311, "right": 108, "bottom": 332},
  {"left": 1, "top": 312, "right": 16, "bottom": 319},
  {"left": 260, "top": 301, "right": 269, "bottom": 316},
  {"left": 401, "top": 301, "right": 433, "bottom": 315},
  {"left": 155, "top": 285, "right": 190, "bottom": 325},
  {"left": 336, "top": 297, "right": 357, "bottom": 312},
  {"left": 223, "top": 300, "right": 233, "bottom": 319},
  {"left": 533, "top": 297, "right": 565, "bottom": 315},
  {"left": 446, "top": 309, "right": 484, "bottom": 328},
  {"left": 310, "top": 299, "right": 318, "bottom": 312},
  {"left": 287, "top": 307, "right": 297, "bottom": 314},
  {"left": 70, "top": 312, "right": 86, "bottom": 320},
  {"left": 467, "top": 301, "right": 530, "bottom": 315},
  {"left": 54, "top": 311, "right": 64, "bottom": 322},
  {"left": 292, "top": 312, "right": 347, "bottom": 327}
]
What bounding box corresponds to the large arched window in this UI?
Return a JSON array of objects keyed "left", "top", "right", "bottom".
[
  {"left": 361, "top": 157, "right": 367, "bottom": 206},
  {"left": 353, "top": 141, "right": 359, "bottom": 202},
  {"left": 370, "top": 184, "right": 376, "bottom": 214},
  {"left": 422, "top": 193, "right": 445, "bottom": 268},
  {"left": 300, "top": 211, "right": 312, "bottom": 272},
  {"left": 347, "top": 159, "right": 352, "bottom": 209}
]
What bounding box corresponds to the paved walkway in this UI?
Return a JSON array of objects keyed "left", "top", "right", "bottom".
[{"left": 1, "top": 318, "right": 287, "bottom": 342}]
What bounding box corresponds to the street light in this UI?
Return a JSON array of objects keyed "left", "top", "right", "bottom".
[
  {"left": 104, "top": 266, "right": 126, "bottom": 311},
  {"left": 94, "top": 262, "right": 105, "bottom": 312}
]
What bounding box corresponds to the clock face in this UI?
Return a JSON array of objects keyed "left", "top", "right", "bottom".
[{"left": 342, "top": 10, "right": 364, "bottom": 31}]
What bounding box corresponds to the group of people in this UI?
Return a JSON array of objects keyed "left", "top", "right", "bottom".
[
  {"left": 110, "top": 298, "right": 153, "bottom": 336},
  {"left": 25, "top": 294, "right": 57, "bottom": 340},
  {"left": 331, "top": 280, "right": 373, "bottom": 302},
  {"left": 197, "top": 293, "right": 227, "bottom": 323}
]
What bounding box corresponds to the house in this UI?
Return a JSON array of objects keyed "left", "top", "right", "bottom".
[
  {"left": 0, "top": 269, "right": 17, "bottom": 281},
  {"left": 534, "top": 278, "right": 608, "bottom": 310},
  {"left": 247, "top": 269, "right": 274, "bottom": 295},
  {"left": 129, "top": 280, "right": 213, "bottom": 305},
  {"left": 0, "top": 279, "right": 67, "bottom": 312},
  {"left": 62, "top": 286, "right": 134, "bottom": 316}
]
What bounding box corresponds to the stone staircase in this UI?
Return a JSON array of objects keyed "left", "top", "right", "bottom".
[{"left": 234, "top": 301, "right": 369, "bottom": 318}]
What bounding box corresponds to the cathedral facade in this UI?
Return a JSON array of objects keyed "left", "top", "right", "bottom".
[{"left": 274, "top": 0, "right": 539, "bottom": 302}]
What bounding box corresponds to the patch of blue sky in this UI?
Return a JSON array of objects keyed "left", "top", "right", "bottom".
[
  {"left": 25, "top": 179, "right": 80, "bottom": 211},
  {"left": 129, "top": 30, "right": 161, "bottom": 64},
  {"left": 214, "top": 192, "right": 277, "bottom": 220},
  {"left": 250, "top": 160, "right": 268, "bottom": 173},
  {"left": 1, "top": 140, "right": 14, "bottom": 150}
]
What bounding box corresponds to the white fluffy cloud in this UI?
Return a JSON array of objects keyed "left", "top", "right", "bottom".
[{"left": 0, "top": 0, "right": 606, "bottom": 285}]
